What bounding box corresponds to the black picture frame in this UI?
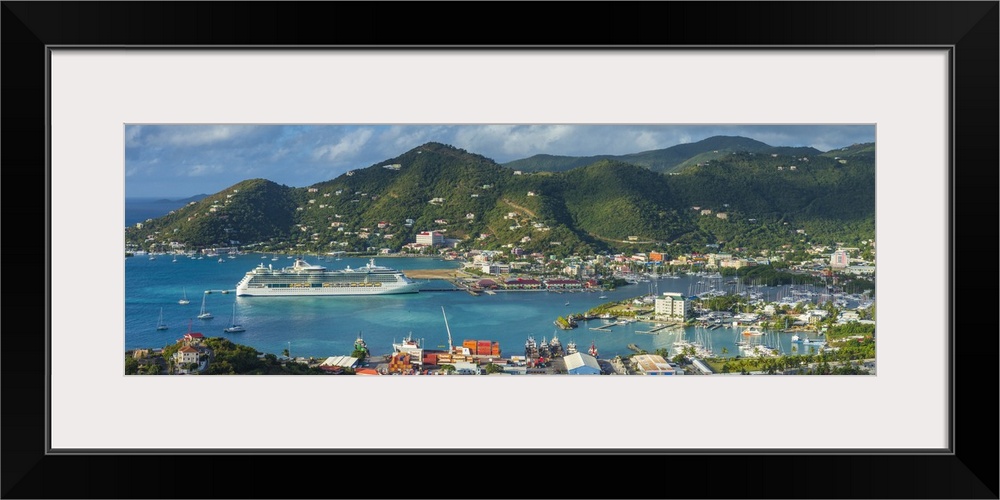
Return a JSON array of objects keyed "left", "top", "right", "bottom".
[{"left": 4, "top": 2, "right": 997, "bottom": 498}]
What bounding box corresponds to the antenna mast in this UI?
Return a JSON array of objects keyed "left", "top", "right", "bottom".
[{"left": 441, "top": 306, "right": 453, "bottom": 351}]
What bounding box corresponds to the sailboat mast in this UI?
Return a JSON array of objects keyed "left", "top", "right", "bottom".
[{"left": 441, "top": 306, "right": 453, "bottom": 351}]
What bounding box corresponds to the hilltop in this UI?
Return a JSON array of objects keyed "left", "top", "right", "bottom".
[
  {"left": 125, "top": 140, "right": 875, "bottom": 256},
  {"left": 502, "top": 135, "right": 824, "bottom": 174}
]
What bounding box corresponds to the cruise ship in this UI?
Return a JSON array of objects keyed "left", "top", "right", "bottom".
[{"left": 235, "top": 258, "right": 421, "bottom": 296}]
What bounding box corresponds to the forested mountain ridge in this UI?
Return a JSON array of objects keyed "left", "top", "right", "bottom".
[
  {"left": 502, "top": 135, "right": 825, "bottom": 174},
  {"left": 125, "top": 140, "right": 875, "bottom": 256}
]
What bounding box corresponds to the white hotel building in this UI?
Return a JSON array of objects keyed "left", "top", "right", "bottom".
[
  {"left": 654, "top": 292, "right": 689, "bottom": 321},
  {"left": 415, "top": 231, "right": 444, "bottom": 246}
]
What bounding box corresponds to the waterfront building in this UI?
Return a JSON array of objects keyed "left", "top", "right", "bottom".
[
  {"left": 481, "top": 264, "right": 509, "bottom": 275},
  {"left": 320, "top": 356, "right": 360, "bottom": 370},
  {"left": 544, "top": 279, "right": 582, "bottom": 289},
  {"left": 631, "top": 354, "right": 676, "bottom": 375},
  {"left": 564, "top": 352, "right": 601, "bottom": 375},
  {"left": 654, "top": 292, "right": 689, "bottom": 321},
  {"left": 451, "top": 361, "right": 481, "bottom": 375},
  {"left": 503, "top": 278, "right": 543, "bottom": 290}
]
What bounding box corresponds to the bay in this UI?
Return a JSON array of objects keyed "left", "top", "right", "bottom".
[{"left": 126, "top": 254, "right": 849, "bottom": 362}]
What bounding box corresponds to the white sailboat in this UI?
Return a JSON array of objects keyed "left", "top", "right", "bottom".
[
  {"left": 178, "top": 288, "right": 190, "bottom": 305},
  {"left": 156, "top": 308, "right": 168, "bottom": 330},
  {"left": 224, "top": 303, "right": 245, "bottom": 333},
  {"left": 197, "top": 294, "right": 213, "bottom": 320}
]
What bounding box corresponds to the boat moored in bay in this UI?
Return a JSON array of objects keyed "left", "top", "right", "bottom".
[{"left": 235, "top": 258, "right": 420, "bottom": 297}]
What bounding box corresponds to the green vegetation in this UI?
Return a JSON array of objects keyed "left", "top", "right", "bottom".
[
  {"left": 732, "top": 265, "right": 822, "bottom": 286},
  {"left": 824, "top": 322, "right": 876, "bottom": 341},
  {"left": 128, "top": 338, "right": 339, "bottom": 375},
  {"left": 125, "top": 139, "right": 875, "bottom": 256},
  {"left": 484, "top": 363, "right": 505, "bottom": 374},
  {"left": 704, "top": 337, "right": 875, "bottom": 375},
  {"left": 504, "top": 135, "right": 824, "bottom": 174},
  {"left": 554, "top": 316, "right": 573, "bottom": 329}
]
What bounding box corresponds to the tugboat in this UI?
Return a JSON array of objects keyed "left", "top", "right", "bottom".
[
  {"left": 354, "top": 333, "right": 370, "bottom": 357},
  {"left": 549, "top": 332, "right": 564, "bottom": 357},
  {"left": 524, "top": 336, "right": 539, "bottom": 358},
  {"left": 539, "top": 337, "right": 551, "bottom": 358},
  {"left": 393, "top": 332, "right": 422, "bottom": 357},
  {"left": 588, "top": 340, "right": 599, "bottom": 358},
  {"left": 565, "top": 339, "right": 578, "bottom": 355}
]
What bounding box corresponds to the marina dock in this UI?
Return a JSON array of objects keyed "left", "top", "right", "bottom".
[{"left": 635, "top": 322, "right": 679, "bottom": 335}]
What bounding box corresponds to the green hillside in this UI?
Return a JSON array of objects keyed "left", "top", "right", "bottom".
[
  {"left": 503, "top": 135, "right": 824, "bottom": 174},
  {"left": 125, "top": 141, "right": 875, "bottom": 257}
]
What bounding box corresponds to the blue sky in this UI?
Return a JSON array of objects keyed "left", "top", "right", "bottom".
[{"left": 125, "top": 124, "right": 875, "bottom": 198}]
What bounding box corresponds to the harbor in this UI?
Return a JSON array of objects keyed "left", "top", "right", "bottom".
[{"left": 126, "top": 253, "right": 873, "bottom": 372}]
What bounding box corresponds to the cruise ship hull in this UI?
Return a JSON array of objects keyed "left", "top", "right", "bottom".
[
  {"left": 235, "top": 258, "right": 421, "bottom": 297},
  {"left": 236, "top": 282, "right": 421, "bottom": 297}
]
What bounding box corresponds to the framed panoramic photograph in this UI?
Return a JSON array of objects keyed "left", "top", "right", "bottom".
[
  {"left": 6, "top": 2, "right": 997, "bottom": 499},
  {"left": 121, "top": 122, "right": 878, "bottom": 379}
]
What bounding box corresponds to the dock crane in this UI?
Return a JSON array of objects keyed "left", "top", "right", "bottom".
[{"left": 441, "top": 306, "right": 454, "bottom": 352}]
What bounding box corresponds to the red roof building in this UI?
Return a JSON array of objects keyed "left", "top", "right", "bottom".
[{"left": 182, "top": 332, "right": 205, "bottom": 344}]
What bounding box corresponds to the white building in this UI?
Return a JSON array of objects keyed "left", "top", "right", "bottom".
[
  {"left": 631, "top": 354, "right": 676, "bottom": 375},
  {"left": 830, "top": 249, "right": 850, "bottom": 268},
  {"left": 415, "top": 231, "right": 444, "bottom": 246},
  {"left": 564, "top": 353, "right": 601, "bottom": 375},
  {"left": 654, "top": 292, "right": 689, "bottom": 321},
  {"left": 173, "top": 345, "right": 200, "bottom": 365},
  {"left": 320, "top": 356, "right": 359, "bottom": 369}
]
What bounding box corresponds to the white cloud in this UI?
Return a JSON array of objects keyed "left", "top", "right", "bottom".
[
  {"left": 632, "top": 130, "right": 661, "bottom": 151},
  {"left": 313, "top": 128, "right": 374, "bottom": 162},
  {"left": 186, "top": 164, "right": 225, "bottom": 177},
  {"left": 154, "top": 125, "right": 260, "bottom": 147},
  {"left": 125, "top": 125, "right": 143, "bottom": 147}
]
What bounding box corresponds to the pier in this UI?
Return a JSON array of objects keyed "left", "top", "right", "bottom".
[
  {"left": 589, "top": 323, "right": 615, "bottom": 332},
  {"left": 635, "top": 322, "right": 679, "bottom": 335}
]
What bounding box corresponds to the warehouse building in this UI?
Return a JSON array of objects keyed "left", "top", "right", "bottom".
[{"left": 564, "top": 352, "right": 602, "bottom": 375}]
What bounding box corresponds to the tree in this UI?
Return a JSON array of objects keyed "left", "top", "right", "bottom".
[
  {"left": 439, "top": 364, "right": 456, "bottom": 374},
  {"left": 186, "top": 362, "right": 199, "bottom": 372},
  {"left": 351, "top": 349, "right": 368, "bottom": 362},
  {"left": 125, "top": 356, "right": 139, "bottom": 375},
  {"left": 484, "top": 363, "right": 504, "bottom": 374}
]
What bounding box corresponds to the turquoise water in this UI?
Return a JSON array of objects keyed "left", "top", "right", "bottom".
[{"left": 125, "top": 254, "right": 842, "bottom": 360}]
